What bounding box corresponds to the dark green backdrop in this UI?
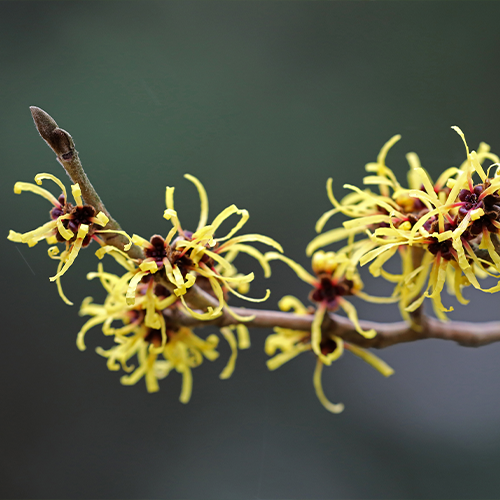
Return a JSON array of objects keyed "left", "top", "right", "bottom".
[{"left": 3, "top": 2, "right": 500, "bottom": 499}]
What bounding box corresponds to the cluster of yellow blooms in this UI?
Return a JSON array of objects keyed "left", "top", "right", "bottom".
[
  {"left": 9, "top": 126, "right": 500, "bottom": 412},
  {"left": 306, "top": 127, "right": 500, "bottom": 324},
  {"left": 9, "top": 173, "right": 280, "bottom": 402},
  {"left": 77, "top": 264, "right": 252, "bottom": 401}
]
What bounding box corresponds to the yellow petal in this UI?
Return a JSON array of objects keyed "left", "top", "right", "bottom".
[
  {"left": 224, "top": 306, "right": 256, "bottom": 323},
  {"left": 221, "top": 243, "right": 272, "bottom": 278},
  {"left": 47, "top": 245, "right": 60, "bottom": 259},
  {"left": 482, "top": 230, "right": 500, "bottom": 271},
  {"left": 56, "top": 215, "right": 74, "bottom": 241},
  {"left": 321, "top": 336, "right": 344, "bottom": 365},
  {"left": 126, "top": 271, "right": 149, "bottom": 305},
  {"left": 315, "top": 207, "right": 341, "bottom": 234},
  {"left": 185, "top": 174, "right": 209, "bottom": 231},
  {"left": 179, "top": 365, "right": 193, "bottom": 404},
  {"left": 155, "top": 294, "right": 177, "bottom": 310},
  {"left": 144, "top": 285, "right": 162, "bottom": 330},
  {"left": 311, "top": 305, "right": 326, "bottom": 360},
  {"left": 16, "top": 220, "right": 58, "bottom": 246},
  {"left": 338, "top": 298, "right": 376, "bottom": 339},
  {"left": 226, "top": 285, "right": 270, "bottom": 303},
  {"left": 218, "top": 234, "right": 283, "bottom": 253},
  {"left": 313, "top": 360, "right": 344, "bottom": 414},
  {"left": 54, "top": 255, "right": 74, "bottom": 306},
  {"left": 452, "top": 263, "right": 470, "bottom": 306},
  {"left": 34, "top": 173, "right": 67, "bottom": 200},
  {"left": 49, "top": 225, "right": 89, "bottom": 282},
  {"left": 278, "top": 295, "right": 309, "bottom": 314},
  {"left": 469, "top": 207, "right": 484, "bottom": 221},
  {"left": 306, "top": 226, "right": 365, "bottom": 257},
  {"left": 265, "top": 252, "right": 316, "bottom": 285},
  {"left": 342, "top": 184, "right": 404, "bottom": 218},
  {"left": 139, "top": 260, "right": 158, "bottom": 273},
  {"left": 375, "top": 134, "right": 401, "bottom": 167},
  {"left": 159, "top": 227, "right": 175, "bottom": 247},
  {"left": 471, "top": 148, "right": 488, "bottom": 183},
  {"left": 131, "top": 234, "right": 152, "bottom": 248},
  {"left": 121, "top": 362, "right": 148, "bottom": 387},
  {"left": 355, "top": 290, "right": 399, "bottom": 304},
  {"left": 13, "top": 181, "right": 60, "bottom": 205},
  {"left": 212, "top": 206, "right": 249, "bottom": 242},
  {"left": 173, "top": 272, "right": 196, "bottom": 297},
  {"left": 367, "top": 244, "right": 399, "bottom": 277},
  {"left": 201, "top": 248, "right": 234, "bottom": 271},
  {"left": 236, "top": 324, "right": 251, "bottom": 349},
  {"left": 219, "top": 327, "right": 238, "bottom": 379},
  {"left": 414, "top": 168, "right": 440, "bottom": 205},
  {"left": 164, "top": 186, "right": 182, "bottom": 230},
  {"left": 179, "top": 295, "right": 221, "bottom": 320},
  {"left": 76, "top": 316, "right": 106, "bottom": 351},
  {"left": 343, "top": 214, "right": 393, "bottom": 230},
  {"left": 93, "top": 211, "right": 109, "bottom": 226},
  {"left": 266, "top": 344, "right": 311, "bottom": 370},
  {"left": 345, "top": 343, "right": 394, "bottom": 377},
  {"left": 7, "top": 230, "right": 23, "bottom": 242},
  {"left": 71, "top": 183, "right": 83, "bottom": 206}
]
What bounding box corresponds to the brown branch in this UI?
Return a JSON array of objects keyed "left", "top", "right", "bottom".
[
  {"left": 30, "top": 106, "right": 143, "bottom": 259},
  {"left": 164, "top": 306, "right": 500, "bottom": 349}
]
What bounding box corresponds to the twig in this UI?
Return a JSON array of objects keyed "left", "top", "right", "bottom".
[
  {"left": 30, "top": 106, "right": 143, "bottom": 259},
  {"left": 165, "top": 306, "right": 500, "bottom": 349}
]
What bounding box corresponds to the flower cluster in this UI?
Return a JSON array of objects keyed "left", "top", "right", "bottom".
[
  {"left": 77, "top": 263, "right": 251, "bottom": 400},
  {"left": 308, "top": 127, "right": 500, "bottom": 322},
  {"left": 8, "top": 171, "right": 280, "bottom": 399},
  {"left": 99, "top": 174, "right": 282, "bottom": 321},
  {"left": 72, "top": 174, "right": 279, "bottom": 395}
]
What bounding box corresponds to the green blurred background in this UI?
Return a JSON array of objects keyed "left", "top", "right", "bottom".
[{"left": 3, "top": 1, "right": 500, "bottom": 498}]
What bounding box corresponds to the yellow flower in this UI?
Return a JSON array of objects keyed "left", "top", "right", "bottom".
[
  {"left": 8, "top": 173, "right": 131, "bottom": 305},
  {"left": 266, "top": 250, "right": 396, "bottom": 365},
  {"left": 117, "top": 174, "right": 282, "bottom": 322},
  {"left": 77, "top": 264, "right": 251, "bottom": 401},
  {"left": 265, "top": 296, "right": 394, "bottom": 414},
  {"left": 76, "top": 263, "right": 171, "bottom": 351}
]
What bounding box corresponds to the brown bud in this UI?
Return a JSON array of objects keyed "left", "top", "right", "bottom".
[{"left": 30, "top": 106, "right": 75, "bottom": 159}]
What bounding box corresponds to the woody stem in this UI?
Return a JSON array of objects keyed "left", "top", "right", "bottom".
[
  {"left": 164, "top": 306, "right": 500, "bottom": 349},
  {"left": 30, "top": 106, "right": 144, "bottom": 259}
]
